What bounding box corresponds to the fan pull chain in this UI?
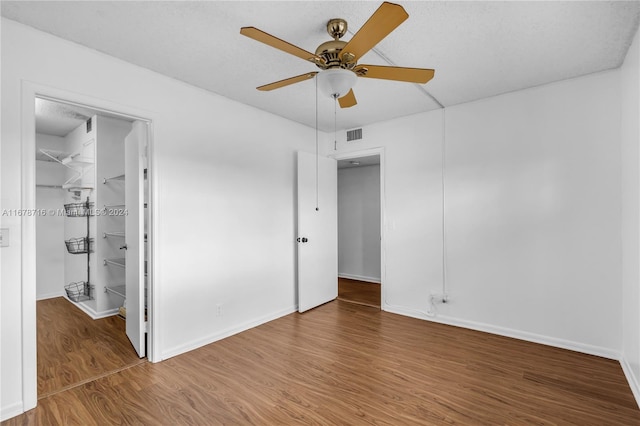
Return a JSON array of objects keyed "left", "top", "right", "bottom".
[{"left": 334, "top": 96, "right": 337, "bottom": 151}]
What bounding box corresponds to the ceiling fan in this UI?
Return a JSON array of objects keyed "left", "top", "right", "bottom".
[{"left": 240, "top": 1, "right": 435, "bottom": 108}]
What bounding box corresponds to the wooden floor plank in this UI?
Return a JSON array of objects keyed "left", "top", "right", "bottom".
[
  {"left": 35, "top": 297, "right": 144, "bottom": 398},
  {"left": 338, "top": 277, "right": 381, "bottom": 308},
  {"left": 4, "top": 300, "right": 639, "bottom": 425}
]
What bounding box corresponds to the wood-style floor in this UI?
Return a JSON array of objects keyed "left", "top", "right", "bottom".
[
  {"left": 338, "top": 277, "right": 381, "bottom": 308},
  {"left": 5, "top": 300, "right": 639, "bottom": 425},
  {"left": 36, "top": 297, "right": 143, "bottom": 399}
]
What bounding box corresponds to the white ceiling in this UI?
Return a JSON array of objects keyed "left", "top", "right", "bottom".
[{"left": 4, "top": 1, "right": 640, "bottom": 132}]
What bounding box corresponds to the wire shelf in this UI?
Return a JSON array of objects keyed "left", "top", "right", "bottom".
[
  {"left": 64, "top": 201, "right": 94, "bottom": 217},
  {"left": 103, "top": 231, "right": 125, "bottom": 238},
  {"left": 65, "top": 237, "right": 93, "bottom": 254},
  {"left": 104, "top": 258, "right": 126, "bottom": 268},
  {"left": 65, "top": 281, "right": 92, "bottom": 302},
  {"left": 103, "top": 174, "right": 125, "bottom": 184}
]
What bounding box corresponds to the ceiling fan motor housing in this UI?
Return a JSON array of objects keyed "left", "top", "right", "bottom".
[{"left": 315, "top": 40, "right": 353, "bottom": 69}]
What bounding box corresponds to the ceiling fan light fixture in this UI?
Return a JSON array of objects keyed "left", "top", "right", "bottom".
[{"left": 317, "top": 69, "right": 357, "bottom": 99}]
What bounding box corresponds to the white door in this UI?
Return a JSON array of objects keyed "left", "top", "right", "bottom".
[
  {"left": 124, "top": 121, "right": 146, "bottom": 357},
  {"left": 297, "top": 151, "right": 338, "bottom": 312}
]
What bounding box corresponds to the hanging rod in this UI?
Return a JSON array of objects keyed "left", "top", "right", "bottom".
[
  {"left": 103, "top": 258, "right": 125, "bottom": 268},
  {"left": 36, "top": 184, "right": 64, "bottom": 189},
  {"left": 104, "top": 204, "right": 125, "bottom": 209},
  {"left": 105, "top": 284, "right": 126, "bottom": 298},
  {"left": 62, "top": 184, "right": 94, "bottom": 191},
  {"left": 103, "top": 174, "right": 125, "bottom": 184},
  {"left": 103, "top": 231, "right": 125, "bottom": 238}
]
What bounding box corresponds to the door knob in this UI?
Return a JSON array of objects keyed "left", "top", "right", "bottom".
[{"left": 120, "top": 244, "right": 128, "bottom": 250}]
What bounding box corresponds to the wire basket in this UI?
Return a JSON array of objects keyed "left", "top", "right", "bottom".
[
  {"left": 65, "top": 281, "right": 92, "bottom": 302},
  {"left": 65, "top": 237, "right": 93, "bottom": 254},
  {"left": 64, "top": 202, "right": 94, "bottom": 217}
]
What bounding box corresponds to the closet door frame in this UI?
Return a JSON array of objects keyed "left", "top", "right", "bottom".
[{"left": 19, "top": 82, "right": 159, "bottom": 411}]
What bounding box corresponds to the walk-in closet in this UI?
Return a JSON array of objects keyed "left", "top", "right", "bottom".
[{"left": 35, "top": 98, "right": 149, "bottom": 396}]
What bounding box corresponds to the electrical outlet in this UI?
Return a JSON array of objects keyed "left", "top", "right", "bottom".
[
  {"left": 429, "top": 293, "right": 449, "bottom": 305},
  {"left": 216, "top": 304, "right": 223, "bottom": 316}
]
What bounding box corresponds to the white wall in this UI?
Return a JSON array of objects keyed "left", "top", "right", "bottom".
[
  {"left": 1, "top": 18, "right": 317, "bottom": 420},
  {"left": 35, "top": 134, "right": 66, "bottom": 300},
  {"left": 332, "top": 70, "right": 622, "bottom": 358},
  {"left": 338, "top": 164, "right": 381, "bottom": 282},
  {"left": 621, "top": 26, "right": 640, "bottom": 403},
  {"left": 334, "top": 112, "right": 445, "bottom": 313},
  {"left": 443, "top": 71, "right": 621, "bottom": 354}
]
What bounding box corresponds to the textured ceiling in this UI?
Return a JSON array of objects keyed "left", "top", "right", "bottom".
[
  {"left": 4, "top": 1, "right": 640, "bottom": 132},
  {"left": 34, "top": 98, "right": 135, "bottom": 137},
  {"left": 35, "top": 98, "right": 93, "bottom": 137}
]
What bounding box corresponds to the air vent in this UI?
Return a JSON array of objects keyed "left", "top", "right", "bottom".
[{"left": 346, "top": 128, "right": 362, "bottom": 141}]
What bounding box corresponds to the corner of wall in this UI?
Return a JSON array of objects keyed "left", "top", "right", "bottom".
[
  {"left": 620, "top": 20, "right": 640, "bottom": 410},
  {"left": 621, "top": 355, "right": 640, "bottom": 409}
]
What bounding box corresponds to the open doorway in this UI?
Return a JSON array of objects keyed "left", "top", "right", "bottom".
[
  {"left": 335, "top": 152, "right": 383, "bottom": 309},
  {"left": 34, "top": 96, "right": 150, "bottom": 397}
]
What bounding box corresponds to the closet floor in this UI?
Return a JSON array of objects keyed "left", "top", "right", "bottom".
[
  {"left": 338, "top": 277, "right": 381, "bottom": 308},
  {"left": 37, "top": 297, "right": 144, "bottom": 398}
]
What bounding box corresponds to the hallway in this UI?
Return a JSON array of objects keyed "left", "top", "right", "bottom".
[{"left": 337, "top": 277, "right": 380, "bottom": 308}]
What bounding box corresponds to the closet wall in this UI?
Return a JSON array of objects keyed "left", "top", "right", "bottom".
[
  {"left": 35, "top": 134, "right": 66, "bottom": 300},
  {"left": 95, "top": 116, "right": 130, "bottom": 316}
]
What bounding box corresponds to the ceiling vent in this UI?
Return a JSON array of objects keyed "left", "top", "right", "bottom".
[{"left": 346, "top": 128, "right": 362, "bottom": 142}]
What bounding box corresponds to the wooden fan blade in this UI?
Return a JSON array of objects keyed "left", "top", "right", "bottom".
[
  {"left": 241, "top": 27, "right": 325, "bottom": 65},
  {"left": 355, "top": 65, "right": 435, "bottom": 84},
  {"left": 257, "top": 72, "right": 318, "bottom": 91},
  {"left": 338, "top": 89, "right": 357, "bottom": 108},
  {"left": 340, "top": 2, "right": 408, "bottom": 62}
]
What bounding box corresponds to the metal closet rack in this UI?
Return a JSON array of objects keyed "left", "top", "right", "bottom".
[
  {"left": 63, "top": 197, "right": 94, "bottom": 302},
  {"left": 103, "top": 172, "right": 127, "bottom": 301}
]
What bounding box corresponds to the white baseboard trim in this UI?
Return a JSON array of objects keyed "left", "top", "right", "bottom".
[
  {"left": 36, "top": 290, "right": 65, "bottom": 301},
  {"left": 338, "top": 273, "right": 381, "bottom": 284},
  {"left": 620, "top": 356, "right": 640, "bottom": 409},
  {"left": 1, "top": 401, "right": 24, "bottom": 422},
  {"left": 383, "top": 304, "right": 620, "bottom": 360},
  {"left": 162, "top": 305, "right": 298, "bottom": 360},
  {"left": 64, "top": 296, "right": 119, "bottom": 320}
]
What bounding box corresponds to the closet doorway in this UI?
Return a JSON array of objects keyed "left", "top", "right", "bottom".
[
  {"left": 33, "top": 96, "right": 152, "bottom": 397},
  {"left": 335, "top": 150, "right": 384, "bottom": 309}
]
